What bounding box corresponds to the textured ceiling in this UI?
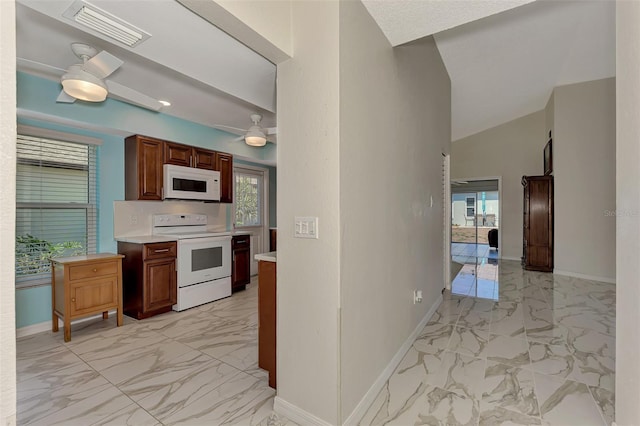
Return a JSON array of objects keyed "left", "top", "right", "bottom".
[
  {"left": 363, "top": 0, "right": 615, "bottom": 141},
  {"left": 361, "top": 0, "right": 534, "bottom": 47}
]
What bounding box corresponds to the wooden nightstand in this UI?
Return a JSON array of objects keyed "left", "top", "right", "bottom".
[{"left": 51, "top": 253, "right": 125, "bottom": 342}]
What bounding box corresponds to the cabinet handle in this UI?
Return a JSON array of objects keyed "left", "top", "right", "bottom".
[
  {"left": 93, "top": 268, "right": 97, "bottom": 272},
  {"left": 71, "top": 298, "right": 76, "bottom": 302},
  {"left": 235, "top": 239, "right": 247, "bottom": 244},
  {"left": 154, "top": 249, "right": 170, "bottom": 253}
]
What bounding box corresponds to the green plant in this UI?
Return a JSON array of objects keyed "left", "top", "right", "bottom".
[{"left": 16, "top": 234, "right": 84, "bottom": 276}]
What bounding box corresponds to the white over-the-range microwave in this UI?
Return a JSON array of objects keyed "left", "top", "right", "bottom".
[{"left": 163, "top": 164, "right": 220, "bottom": 201}]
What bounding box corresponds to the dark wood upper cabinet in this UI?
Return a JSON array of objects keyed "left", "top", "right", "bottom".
[
  {"left": 522, "top": 175, "right": 554, "bottom": 272},
  {"left": 125, "top": 135, "right": 233, "bottom": 203},
  {"left": 193, "top": 148, "right": 216, "bottom": 170},
  {"left": 164, "top": 142, "right": 193, "bottom": 167},
  {"left": 215, "top": 152, "right": 233, "bottom": 203},
  {"left": 125, "top": 135, "right": 164, "bottom": 200}
]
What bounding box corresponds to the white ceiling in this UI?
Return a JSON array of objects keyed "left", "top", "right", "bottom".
[
  {"left": 364, "top": 0, "right": 616, "bottom": 141},
  {"left": 361, "top": 0, "right": 534, "bottom": 47},
  {"left": 16, "top": 0, "right": 616, "bottom": 147},
  {"left": 16, "top": 0, "right": 277, "bottom": 136}
]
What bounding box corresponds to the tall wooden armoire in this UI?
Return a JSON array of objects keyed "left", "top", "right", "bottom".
[{"left": 522, "top": 175, "right": 554, "bottom": 272}]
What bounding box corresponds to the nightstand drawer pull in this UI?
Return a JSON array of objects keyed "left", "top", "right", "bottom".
[{"left": 93, "top": 268, "right": 97, "bottom": 272}]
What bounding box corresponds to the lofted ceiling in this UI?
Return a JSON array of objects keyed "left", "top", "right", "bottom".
[
  {"left": 16, "top": 0, "right": 616, "bottom": 146},
  {"left": 363, "top": 0, "right": 615, "bottom": 141}
]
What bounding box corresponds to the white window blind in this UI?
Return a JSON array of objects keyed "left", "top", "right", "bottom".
[{"left": 15, "top": 134, "right": 98, "bottom": 288}]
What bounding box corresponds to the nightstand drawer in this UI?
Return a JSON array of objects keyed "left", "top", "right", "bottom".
[{"left": 68, "top": 261, "right": 118, "bottom": 281}]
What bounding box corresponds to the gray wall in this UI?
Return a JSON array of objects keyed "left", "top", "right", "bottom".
[
  {"left": 616, "top": 2, "right": 640, "bottom": 422},
  {"left": 552, "top": 78, "right": 616, "bottom": 282},
  {"left": 339, "top": 0, "right": 451, "bottom": 420},
  {"left": 277, "top": 1, "right": 341, "bottom": 423},
  {"left": 451, "top": 111, "right": 546, "bottom": 259}
]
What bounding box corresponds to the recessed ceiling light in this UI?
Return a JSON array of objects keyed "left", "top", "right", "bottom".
[{"left": 159, "top": 100, "right": 171, "bottom": 106}]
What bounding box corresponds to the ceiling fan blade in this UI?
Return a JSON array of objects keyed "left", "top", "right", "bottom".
[
  {"left": 211, "top": 124, "right": 248, "bottom": 133},
  {"left": 56, "top": 90, "right": 76, "bottom": 103},
  {"left": 231, "top": 136, "right": 244, "bottom": 142},
  {"left": 83, "top": 51, "right": 123, "bottom": 79},
  {"left": 265, "top": 127, "right": 277, "bottom": 135},
  {"left": 106, "top": 80, "right": 162, "bottom": 111}
]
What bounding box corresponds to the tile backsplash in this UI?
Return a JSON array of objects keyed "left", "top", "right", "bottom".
[{"left": 114, "top": 200, "right": 228, "bottom": 238}]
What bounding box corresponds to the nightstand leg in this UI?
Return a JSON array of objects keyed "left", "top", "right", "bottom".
[
  {"left": 103, "top": 311, "right": 109, "bottom": 319},
  {"left": 52, "top": 312, "right": 59, "bottom": 333},
  {"left": 117, "top": 308, "right": 123, "bottom": 326},
  {"left": 64, "top": 318, "right": 71, "bottom": 342}
]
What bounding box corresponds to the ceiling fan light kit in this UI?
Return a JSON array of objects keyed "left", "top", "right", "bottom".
[
  {"left": 244, "top": 125, "right": 267, "bottom": 147},
  {"left": 61, "top": 65, "right": 108, "bottom": 102}
]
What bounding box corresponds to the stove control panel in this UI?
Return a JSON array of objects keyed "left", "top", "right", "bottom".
[{"left": 153, "top": 214, "right": 207, "bottom": 227}]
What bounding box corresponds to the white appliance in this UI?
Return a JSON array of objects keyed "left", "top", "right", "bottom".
[
  {"left": 163, "top": 164, "right": 220, "bottom": 201},
  {"left": 153, "top": 214, "right": 231, "bottom": 311}
]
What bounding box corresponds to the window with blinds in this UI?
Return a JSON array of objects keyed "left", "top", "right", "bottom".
[{"left": 16, "top": 134, "right": 98, "bottom": 288}]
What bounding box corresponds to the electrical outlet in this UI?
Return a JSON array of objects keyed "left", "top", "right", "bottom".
[
  {"left": 129, "top": 214, "right": 138, "bottom": 225},
  {"left": 413, "top": 290, "right": 423, "bottom": 304}
]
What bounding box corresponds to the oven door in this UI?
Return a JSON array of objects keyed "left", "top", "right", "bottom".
[{"left": 177, "top": 236, "right": 231, "bottom": 287}]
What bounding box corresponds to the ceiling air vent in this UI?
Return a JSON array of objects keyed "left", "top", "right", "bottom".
[{"left": 62, "top": 1, "right": 151, "bottom": 47}]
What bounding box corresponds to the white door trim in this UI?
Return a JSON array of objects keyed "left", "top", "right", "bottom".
[{"left": 443, "top": 154, "right": 451, "bottom": 290}]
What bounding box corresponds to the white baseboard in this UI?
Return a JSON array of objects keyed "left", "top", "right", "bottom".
[
  {"left": 553, "top": 269, "right": 615, "bottom": 285},
  {"left": 342, "top": 293, "right": 443, "bottom": 426},
  {"left": 273, "top": 295, "right": 443, "bottom": 426},
  {"left": 273, "top": 396, "right": 334, "bottom": 426},
  {"left": 16, "top": 310, "right": 117, "bottom": 339}
]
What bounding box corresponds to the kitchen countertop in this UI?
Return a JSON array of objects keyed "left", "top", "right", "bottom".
[
  {"left": 255, "top": 251, "right": 276, "bottom": 262},
  {"left": 115, "top": 235, "right": 178, "bottom": 244}
]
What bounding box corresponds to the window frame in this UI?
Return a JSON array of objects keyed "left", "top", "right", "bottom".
[{"left": 15, "top": 125, "right": 101, "bottom": 289}]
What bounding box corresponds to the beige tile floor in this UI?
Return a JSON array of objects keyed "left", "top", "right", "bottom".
[{"left": 17, "top": 260, "right": 615, "bottom": 425}]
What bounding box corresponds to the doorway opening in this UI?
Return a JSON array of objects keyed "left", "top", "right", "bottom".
[{"left": 450, "top": 178, "right": 500, "bottom": 299}]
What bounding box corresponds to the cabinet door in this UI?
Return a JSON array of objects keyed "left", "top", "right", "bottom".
[
  {"left": 143, "top": 258, "right": 177, "bottom": 312},
  {"left": 70, "top": 277, "right": 119, "bottom": 317},
  {"left": 164, "top": 142, "right": 193, "bottom": 167},
  {"left": 126, "top": 136, "right": 163, "bottom": 200},
  {"left": 193, "top": 148, "right": 216, "bottom": 170},
  {"left": 215, "top": 152, "right": 233, "bottom": 203},
  {"left": 233, "top": 247, "right": 251, "bottom": 288}
]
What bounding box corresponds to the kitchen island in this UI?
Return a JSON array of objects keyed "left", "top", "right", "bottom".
[{"left": 255, "top": 251, "right": 276, "bottom": 388}]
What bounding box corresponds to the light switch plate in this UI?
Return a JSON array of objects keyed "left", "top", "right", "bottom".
[{"left": 295, "top": 216, "right": 319, "bottom": 239}]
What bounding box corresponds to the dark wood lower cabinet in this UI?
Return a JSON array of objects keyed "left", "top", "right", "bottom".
[
  {"left": 258, "top": 260, "right": 276, "bottom": 389},
  {"left": 232, "top": 235, "right": 251, "bottom": 292},
  {"left": 118, "top": 241, "right": 177, "bottom": 319},
  {"left": 522, "top": 175, "right": 554, "bottom": 272}
]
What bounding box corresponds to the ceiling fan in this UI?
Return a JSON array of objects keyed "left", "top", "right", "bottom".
[
  {"left": 18, "top": 42, "right": 163, "bottom": 111},
  {"left": 213, "top": 114, "right": 277, "bottom": 147}
]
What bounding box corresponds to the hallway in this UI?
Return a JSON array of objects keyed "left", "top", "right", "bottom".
[{"left": 361, "top": 260, "right": 614, "bottom": 425}]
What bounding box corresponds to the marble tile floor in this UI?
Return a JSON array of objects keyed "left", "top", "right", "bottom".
[
  {"left": 17, "top": 261, "right": 615, "bottom": 426},
  {"left": 16, "top": 279, "right": 295, "bottom": 426},
  {"left": 361, "top": 260, "right": 615, "bottom": 426}
]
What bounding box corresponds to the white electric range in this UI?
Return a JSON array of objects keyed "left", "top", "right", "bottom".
[{"left": 153, "top": 214, "right": 231, "bottom": 311}]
